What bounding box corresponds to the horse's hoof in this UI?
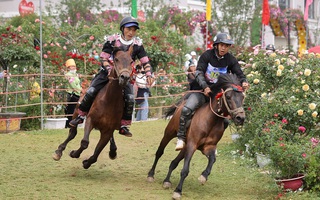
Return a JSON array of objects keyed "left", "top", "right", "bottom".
[
  {"left": 162, "top": 181, "right": 171, "bottom": 189},
  {"left": 83, "top": 160, "right": 91, "bottom": 169},
  {"left": 198, "top": 175, "right": 207, "bottom": 185},
  {"left": 172, "top": 192, "right": 181, "bottom": 200},
  {"left": 69, "top": 150, "right": 79, "bottom": 158},
  {"left": 52, "top": 153, "right": 61, "bottom": 161},
  {"left": 109, "top": 152, "right": 117, "bottom": 160},
  {"left": 147, "top": 176, "right": 154, "bottom": 183}
]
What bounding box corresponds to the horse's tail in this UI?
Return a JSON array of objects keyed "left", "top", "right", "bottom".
[{"left": 164, "top": 98, "right": 184, "bottom": 119}]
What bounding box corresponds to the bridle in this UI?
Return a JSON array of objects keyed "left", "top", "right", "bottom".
[
  {"left": 107, "top": 54, "right": 134, "bottom": 82},
  {"left": 209, "top": 84, "right": 245, "bottom": 119}
]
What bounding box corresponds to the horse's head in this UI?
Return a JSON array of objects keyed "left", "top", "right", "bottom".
[
  {"left": 112, "top": 45, "right": 134, "bottom": 86},
  {"left": 210, "top": 74, "right": 245, "bottom": 126}
]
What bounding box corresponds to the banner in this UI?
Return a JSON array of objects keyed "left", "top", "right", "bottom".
[
  {"left": 206, "top": 0, "right": 211, "bottom": 21},
  {"left": 262, "top": 0, "right": 270, "bottom": 25},
  {"left": 131, "top": 0, "right": 138, "bottom": 18},
  {"left": 304, "top": 0, "right": 313, "bottom": 21}
]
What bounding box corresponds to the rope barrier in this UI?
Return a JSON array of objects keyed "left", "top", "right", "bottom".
[{"left": 0, "top": 72, "right": 195, "bottom": 120}]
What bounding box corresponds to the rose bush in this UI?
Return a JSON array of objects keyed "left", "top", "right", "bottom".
[{"left": 234, "top": 46, "right": 320, "bottom": 191}]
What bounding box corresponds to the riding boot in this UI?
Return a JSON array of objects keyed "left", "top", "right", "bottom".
[
  {"left": 175, "top": 114, "right": 188, "bottom": 151},
  {"left": 119, "top": 119, "right": 132, "bottom": 137},
  {"left": 119, "top": 91, "right": 134, "bottom": 137},
  {"left": 69, "top": 93, "right": 94, "bottom": 127}
]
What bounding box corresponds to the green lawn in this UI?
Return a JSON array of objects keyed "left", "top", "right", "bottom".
[{"left": 0, "top": 119, "right": 318, "bottom": 200}]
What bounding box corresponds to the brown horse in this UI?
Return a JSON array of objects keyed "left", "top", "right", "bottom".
[
  {"left": 147, "top": 73, "right": 246, "bottom": 199},
  {"left": 52, "top": 46, "right": 134, "bottom": 169}
]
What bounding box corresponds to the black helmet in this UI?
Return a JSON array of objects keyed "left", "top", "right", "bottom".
[
  {"left": 119, "top": 16, "right": 140, "bottom": 31},
  {"left": 213, "top": 32, "right": 234, "bottom": 45},
  {"left": 266, "top": 44, "right": 275, "bottom": 51}
]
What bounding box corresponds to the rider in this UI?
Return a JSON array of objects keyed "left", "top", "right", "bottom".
[
  {"left": 175, "top": 32, "right": 249, "bottom": 151},
  {"left": 69, "top": 16, "right": 153, "bottom": 137}
]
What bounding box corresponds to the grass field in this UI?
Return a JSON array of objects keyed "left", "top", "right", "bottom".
[{"left": 0, "top": 119, "right": 318, "bottom": 200}]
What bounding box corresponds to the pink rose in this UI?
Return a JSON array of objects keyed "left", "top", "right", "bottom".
[{"left": 298, "top": 126, "right": 306, "bottom": 133}]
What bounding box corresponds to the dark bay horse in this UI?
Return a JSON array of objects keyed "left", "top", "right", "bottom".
[
  {"left": 147, "top": 73, "right": 246, "bottom": 199},
  {"left": 52, "top": 46, "right": 134, "bottom": 169}
]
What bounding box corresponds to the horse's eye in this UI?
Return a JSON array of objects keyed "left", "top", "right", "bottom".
[{"left": 114, "top": 58, "right": 119, "bottom": 62}]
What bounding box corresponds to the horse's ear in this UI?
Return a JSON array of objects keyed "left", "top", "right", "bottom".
[{"left": 128, "top": 45, "right": 133, "bottom": 55}]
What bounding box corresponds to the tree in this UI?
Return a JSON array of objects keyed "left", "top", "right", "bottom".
[
  {"left": 45, "top": 0, "right": 106, "bottom": 26},
  {"left": 212, "top": 0, "right": 255, "bottom": 47}
]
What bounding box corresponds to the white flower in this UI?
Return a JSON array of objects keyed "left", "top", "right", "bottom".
[
  {"left": 309, "top": 103, "right": 316, "bottom": 110},
  {"left": 276, "top": 69, "right": 282, "bottom": 76},
  {"left": 304, "top": 69, "right": 311, "bottom": 76},
  {"left": 302, "top": 84, "right": 309, "bottom": 91},
  {"left": 312, "top": 111, "right": 318, "bottom": 118}
]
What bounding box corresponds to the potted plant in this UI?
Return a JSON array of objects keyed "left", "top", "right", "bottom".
[{"left": 269, "top": 142, "right": 307, "bottom": 191}]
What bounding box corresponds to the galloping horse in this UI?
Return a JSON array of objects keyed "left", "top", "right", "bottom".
[
  {"left": 52, "top": 46, "right": 134, "bottom": 169},
  {"left": 147, "top": 73, "right": 246, "bottom": 199}
]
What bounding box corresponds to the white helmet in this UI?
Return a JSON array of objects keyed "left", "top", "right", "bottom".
[{"left": 190, "top": 51, "right": 196, "bottom": 56}]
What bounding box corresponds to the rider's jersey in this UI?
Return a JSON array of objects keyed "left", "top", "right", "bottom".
[
  {"left": 194, "top": 48, "right": 247, "bottom": 90},
  {"left": 100, "top": 34, "right": 151, "bottom": 67}
]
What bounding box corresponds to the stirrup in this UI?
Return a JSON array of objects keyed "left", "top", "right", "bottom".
[
  {"left": 119, "top": 126, "right": 132, "bottom": 137},
  {"left": 69, "top": 115, "right": 85, "bottom": 127},
  {"left": 175, "top": 139, "right": 185, "bottom": 151}
]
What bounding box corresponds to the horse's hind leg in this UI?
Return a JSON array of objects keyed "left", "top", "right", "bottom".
[
  {"left": 147, "top": 124, "right": 176, "bottom": 182},
  {"left": 52, "top": 127, "right": 78, "bottom": 161},
  {"left": 109, "top": 136, "right": 117, "bottom": 160},
  {"left": 83, "top": 131, "right": 111, "bottom": 169},
  {"left": 69, "top": 122, "right": 93, "bottom": 159},
  {"left": 198, "top": 148, "right": 216, "bottom": 184}
]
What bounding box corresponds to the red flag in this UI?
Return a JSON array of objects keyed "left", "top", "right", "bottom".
[
  {"left": 304, "top": 0, "right": 314, "bottom": 21},
  {"left": 262, "top": 0, "right": 270, "bottom": 25}
]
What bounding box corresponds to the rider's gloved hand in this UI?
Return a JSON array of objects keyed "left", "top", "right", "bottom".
[{"left": 203, "top": 87, "right": 211, "bottom": 97}]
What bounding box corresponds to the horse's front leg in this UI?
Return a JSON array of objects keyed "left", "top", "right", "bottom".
[
  {"left": 69, "top": 121, "right": 93, "bottom": 159},
  {"left": 198, "top": 148, "right": 216, "bottom": 184},
  {"left": 172, "top": 145, "right": 196, "bottom": 200},
  {"left": 52, "top": 126, "right": 78, "bottom": 161},
  {"left": 162, "top": 148, "right": 186, "bottom": 189},
  {"left": 109, "top": 135, "right": 117, "bottom": 160},
  {"left": 147, "top": 128, "right": 175, "bottom": 183},
  {"left": 82, "top": 130, "right": 112, "bottom": 169}
]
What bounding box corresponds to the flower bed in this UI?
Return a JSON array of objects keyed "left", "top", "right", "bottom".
[{"left": 235, "top": 47, "right": 320, "bottom": 192}]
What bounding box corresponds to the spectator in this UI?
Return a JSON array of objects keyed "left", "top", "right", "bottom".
[
  {"left": 135, "top": 64, "right": 151, "bottom": 121},
  {"left": 0, "top": 70, "right": 8, "bottom": 79},
  {"left": 266, "top": 44, "right": 276, "bottom": 52},
  {"left": 186, "top": 62, "right": 197, "bottom": 90},
  {"left": 184, "top": 54, "right": 192, "bottom": 72},
  {"left": 190, "top": 51, "right": 198, "bottom": 67},
  {"left": 30, "top": 76, "right": 41, "bottom": 99},
  {"left": 64, "top": 59, "right": 82, "bottom": 128}
]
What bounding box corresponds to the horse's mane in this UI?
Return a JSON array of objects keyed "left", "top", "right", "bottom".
[{"left": 209, "top": 73, "right": 241, "bottom": 97}]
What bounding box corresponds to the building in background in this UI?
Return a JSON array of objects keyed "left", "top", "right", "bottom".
[
  {"left": 262, "top": 0, "right": 320, "bottom": 52},
  {"left": 1, "top": 0, "right": 320, "bottom": 50}
]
